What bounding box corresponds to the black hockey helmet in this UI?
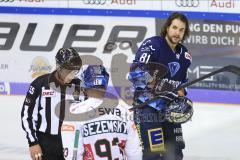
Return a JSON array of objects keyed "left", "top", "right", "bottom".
[{"left": 55, "top": 48, "right": 82, "bottom": 70}]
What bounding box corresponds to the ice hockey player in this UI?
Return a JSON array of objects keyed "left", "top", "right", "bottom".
[
  {"left": 62, "top": 65, "right": 143, "bottom": 160},
  {"left": 129, "top": 12, "right": 193, "bottom": 160}
]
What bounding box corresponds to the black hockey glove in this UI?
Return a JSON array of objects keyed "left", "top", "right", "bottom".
[{"left": 165, "top": 97, "right": 193, "bottom": 124}]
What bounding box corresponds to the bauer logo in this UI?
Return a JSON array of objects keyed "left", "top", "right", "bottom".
[
  {"left": 29, "top": 56, "right": 52, "bottom": 79},
  {"left": 0, "top": 82, "right": 10, "bottom": 95}
]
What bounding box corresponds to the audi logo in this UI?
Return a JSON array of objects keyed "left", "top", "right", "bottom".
[
  {"left": 0, "top": 0, "right": 14, "bottom": 2},
  {"left": 83, "top": 0, "right": 106, "bottom": 5},
  {"left": 175, "top": 0, "right": 199, "bottom": 7}
]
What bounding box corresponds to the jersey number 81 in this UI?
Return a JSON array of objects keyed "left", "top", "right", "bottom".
[{"left": 139, "top": 53, "right": 151, "bottom": 63}]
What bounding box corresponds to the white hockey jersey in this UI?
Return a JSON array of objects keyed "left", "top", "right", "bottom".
[
  {"left": 62, "top": 121, "right": 79, "bottom": 159},
  {"left": 62, "top": 97, "right": 142, "bottom": 160}
]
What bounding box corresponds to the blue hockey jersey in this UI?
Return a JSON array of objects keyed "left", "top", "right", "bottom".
[{"left": 134, "top": 36, "right": 192, "bottom": 89}]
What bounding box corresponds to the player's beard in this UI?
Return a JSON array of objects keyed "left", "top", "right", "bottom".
[{"left": 166, "top": 33, "right": 181, "bottom": 46}]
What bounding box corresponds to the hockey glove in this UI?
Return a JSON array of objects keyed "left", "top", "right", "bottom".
[{"left": 165, "top": 97, "right": 193, "bottom": 124}]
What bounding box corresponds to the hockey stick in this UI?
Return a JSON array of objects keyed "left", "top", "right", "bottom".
[
  {"left": 132, "top": 65, "right": 240, "bottom": 109},
  {"left": 175, "top": 65, "right": 240, "bottom": 91}
]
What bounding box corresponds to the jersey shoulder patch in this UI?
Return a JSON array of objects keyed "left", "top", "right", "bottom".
[{"left": 184, "top": 52, "right": 192, "bottom": 62}]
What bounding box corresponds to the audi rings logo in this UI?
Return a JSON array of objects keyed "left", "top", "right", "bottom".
[
  {"left": 0, "top": 0, "right": 14, "bottom": 2},
  {"left": 175, "top": 0, "right": 199, "bottom": 7},
  {"left": 83, "top": 0, "right": 106, "bottom": 5}
]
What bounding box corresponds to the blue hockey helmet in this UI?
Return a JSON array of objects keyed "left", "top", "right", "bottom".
[
  {"left": 128, "top": 62, "right": 168, "bottom": 90},
  {"left": 81, "top": 65, "right": 109, "bottom": 89}
]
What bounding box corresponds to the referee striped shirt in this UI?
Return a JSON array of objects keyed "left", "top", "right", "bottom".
[{"left": 21, "top": 71, "right": 80, "bottom": 146}]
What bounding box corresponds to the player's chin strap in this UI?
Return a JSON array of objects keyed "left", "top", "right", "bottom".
[{"left": 130, "top": 65, "right": 240, "bottom": 110}]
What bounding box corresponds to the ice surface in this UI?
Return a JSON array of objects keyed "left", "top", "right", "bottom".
[{"left": 0, "top": 96, "right": 239, "bottom": 160}]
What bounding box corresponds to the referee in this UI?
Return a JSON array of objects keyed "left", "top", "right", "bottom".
[{"left": 21, "top": 48, "right": 82, "bottom": 160}]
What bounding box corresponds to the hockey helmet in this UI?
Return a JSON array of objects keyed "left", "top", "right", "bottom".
[
  {"left": 55, "top": 48, "right": 82, "bottom": 70},
  {"left": 128, "top": 62, "right": 168, "bottom": 89},
  {"left": 81, "top": 65, "right": 109, "bottom": 89}
]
